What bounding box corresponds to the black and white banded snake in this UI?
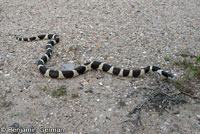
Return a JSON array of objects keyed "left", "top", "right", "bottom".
[{"left": 16, "top": 34, "right": 175, "bottom": 79}]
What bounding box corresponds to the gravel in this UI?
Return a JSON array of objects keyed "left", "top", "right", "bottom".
[{"left": 0, "top": 0, "right": 199, "bottom": 133}]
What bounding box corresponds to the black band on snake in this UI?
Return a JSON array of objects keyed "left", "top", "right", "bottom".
[{"left": 16, "top": 34, "right": 175, "bottom": 79}]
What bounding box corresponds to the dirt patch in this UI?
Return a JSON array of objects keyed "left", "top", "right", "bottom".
[{"left": 0, "top": 0, "right": 199, "bottom": 133}]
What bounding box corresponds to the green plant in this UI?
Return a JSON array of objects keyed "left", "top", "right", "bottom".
[
  {"left": 72, "top": 94, "right": 79, "bottom": 99},
  {"left": 197, "top": 56, "right": 200, "bottom": 62},
  {"left": 173, "top": 82, "right": 181, "bottom": 89},
  {"left": 119, "top": 100, "right": 126, "bottom": 107},
  {"left": 52, "top": 85, "right": 67, "bottom": 97},
  {"left": 164, "top": 55, "right": 169, "bottom": 61},
  {"left": 174, "top": 61, "right": 181, "bottom": 66}
]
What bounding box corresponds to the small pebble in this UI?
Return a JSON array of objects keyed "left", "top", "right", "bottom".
[
  {"left": 56, "top": 16, "right": 63, "bottom": 18},
  {"left": 196, "top": 115, "right": 200, "bottom": 121},
  {"left": 86, "top": 50, "right": 92, "bottom": 55},
  {"left": 81, "top": 80, "right": 89, "bottom": 86},
  {"left": 0, "top": 70, "right": 3, "bottom": 75},
  {"left": 79, "top": 87, "right": 84, "bottom": 90},
  {"left": 172, "top": 109, "right": 180, "bottom": 115},
  {"left": 108, "top": 108, "right": 112, "bottom": 112},
  {"left": 24, "top": 87, "right": 29, "bottom": 90},
  {"left": 105, "top": 86, "right": 110, "bottom": 89},
  {"left": 10, "top": 123, "right": 20, "bottom": 129},
  {"left": 160, "top": 125, "right": 167, "bottom": 131},
  {"left": 85, "top": 89, "right": 93, "bottom": 93},
  {"left": 17, "top": 83, "right": 23, "bottom": 87},
  {"left": 143, "top": 51, "right": 146, "bottom": 54},
  {"left": 140, "top": 33, "right": 144, "bottom": 36},
  {"left": 173, "top": 123, "right": 180, "bottom": 129},
  {"left": 99, "top": 82, "right": 103, "bottom": 86},
  {"left": 4, "top": 74, "right": 10, "bottom": 77}
]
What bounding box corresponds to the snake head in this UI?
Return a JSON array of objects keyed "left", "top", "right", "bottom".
[{"left": 168, "top": 73, "right": 177, "bottom": 79}]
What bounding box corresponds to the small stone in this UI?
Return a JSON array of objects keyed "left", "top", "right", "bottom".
[
  {"left": 4, "top": 74, "right": 10, "bottom": 77},
  {"left": 112, "top": 112, "right": 118, "bottom": 117},
  {"left": 10, "top": 123, "right": 20, "bottom": 129},
  {"left": 68, "top": 45, "right": 73, "bottom": 51},
  {"left": 85, "top": 89, "right": 93, "bottom": 93},
  {"left": 142, "top": 51, "right": 146, "bottom": 54},
  {"left": 0, "top": 70, "right": 3, "bottom": 75},
  {"left": 105, "top": 86, "right": 110, "bottom": 89},
  {"left": 81, "top": 80, "right": 89, "bottom": 86},
  {"left": 108, "top": 108, "right": 112, "bottom": 112},
  {"left": 17, "top": 83, "right": 23, "bottom": 87},
  {"left": 97, "top": 99, "right": 100, "bottom": 102},
  {"left": 99, "top": 82, "right": 103, "bottom": 86},
  {"left": 172, "top": 108, "right": 180, "bottom": 115},
  {"left": 196, "top": 115, "right": 200, "bottom": 121},
  {"left": 61, "top": 64, "right": 75, "bottom": 71},
  {"left": 160, "top": 125, "right": 167, "bottom": 131},
  {"left": 80, "top": 31, "right": 84, "bottom": 35},
  {"left": 24, "top": 87, "right": 29, "bottom": 90},
  {"left": 86, "top": 50, "right": 92, "bottom": 55},
  {"left": 173, "top": 123, "right": 179, "bottom": 129},
  {"left": 8, "top": 48, "right": 15, "bottom": 53},
  {"left": 152, "top": 114, "right": 156, "bottom": 118}
]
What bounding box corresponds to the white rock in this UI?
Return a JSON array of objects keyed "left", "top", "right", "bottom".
[
  {"left": 99, "top": 82, "right": 103, "bottom": 86},
  {"left": 61, "top": 64, "right": 75, "bottom": 71},
  {"left": 0, "top": 70, "right": 3, "bottom": 75}
]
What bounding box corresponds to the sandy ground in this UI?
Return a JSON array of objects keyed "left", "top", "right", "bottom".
[{"left": 0, "top": 0, "right": 200, "bottom": 133}]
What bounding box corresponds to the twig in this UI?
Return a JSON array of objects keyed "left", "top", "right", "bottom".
[{"left": 179, "top": 91, "right": 200, "bottom": 100}]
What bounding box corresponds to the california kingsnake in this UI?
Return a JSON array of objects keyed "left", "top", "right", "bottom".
[{"left": 16, "top": 34, "right": 175, "bottom": 79}]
